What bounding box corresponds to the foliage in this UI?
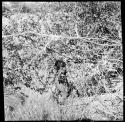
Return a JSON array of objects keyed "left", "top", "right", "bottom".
[{"left": 3, "top": 1, "right": 122, "bottom": 121}]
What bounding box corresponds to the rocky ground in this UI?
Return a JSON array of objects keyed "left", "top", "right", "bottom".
[{"left": 2, "top": 2, "right": 123, "bottom": 121}]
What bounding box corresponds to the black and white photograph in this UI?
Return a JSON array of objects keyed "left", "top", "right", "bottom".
[{"left": 2, "top": 1, "right": 123, "bottom": 121}]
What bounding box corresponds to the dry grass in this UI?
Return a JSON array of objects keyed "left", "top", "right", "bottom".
[
  {"left": 4, "top": 85, "right": 61, "bottom": 121},
  {"left": 4, "top": 80, "right": 123, "bottom": 121}
]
